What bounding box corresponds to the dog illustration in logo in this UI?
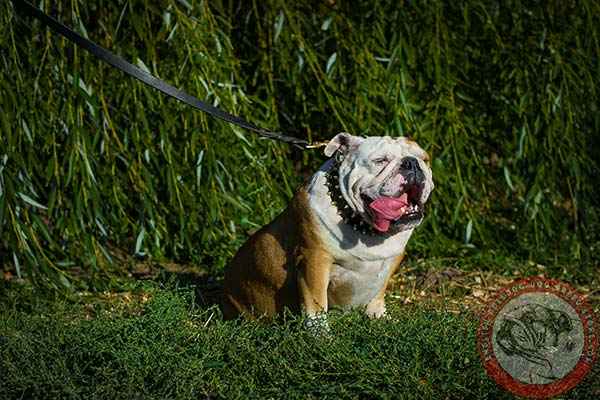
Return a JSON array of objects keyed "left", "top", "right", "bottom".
[{"left": 495, "top": 304, "right": 575, "bottom": 383}]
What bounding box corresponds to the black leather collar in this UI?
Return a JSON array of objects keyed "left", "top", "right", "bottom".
[{"left": 324, "top": 162, "right": 384, "bottom": 237}]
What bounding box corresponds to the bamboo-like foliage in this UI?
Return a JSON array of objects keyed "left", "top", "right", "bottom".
[{"left": 1, "top": 0, "right": 598, "bottom": 291}]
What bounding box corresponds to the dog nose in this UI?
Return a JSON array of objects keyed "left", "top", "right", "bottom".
[{"left": 399, "top": 157, "right": 418, "bottom": 171}]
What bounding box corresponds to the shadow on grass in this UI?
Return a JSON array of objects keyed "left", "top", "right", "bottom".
[{"left": 128, "top": 262, "right": 222, "bottom": 308}]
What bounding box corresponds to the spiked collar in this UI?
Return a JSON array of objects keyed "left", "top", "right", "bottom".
[{"left": 324, "top": 161, "right": 385, "bottom": 237}]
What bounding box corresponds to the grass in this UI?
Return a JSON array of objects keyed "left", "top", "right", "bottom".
[
  {"left": 1, "top": 253, "right": 599, "bottom": 399},
  {"left": 1, "top": 280, "right": 596, "bottom": 400}
]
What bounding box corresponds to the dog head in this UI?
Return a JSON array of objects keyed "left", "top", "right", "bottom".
[{"left": 324, "top": 132, "right": 434, "bottom": 234}]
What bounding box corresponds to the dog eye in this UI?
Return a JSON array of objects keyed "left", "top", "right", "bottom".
[{"left": 372, "top": 157, "right": 390, "bottom": 165}]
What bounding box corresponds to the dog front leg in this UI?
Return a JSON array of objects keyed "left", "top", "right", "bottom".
[
  {"left": 365, "top": 252, "right": 405, "bottom": 319},
  {"left": 297, "top": 254, "right": 332, "bottom": 337}
]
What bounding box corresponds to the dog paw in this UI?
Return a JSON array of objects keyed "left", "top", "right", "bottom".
[
  {"left": 304, "top": 314, "right": 332, "bottom": 339},
  {"left": 365, "top": 300, "right": 387, "bottom": 319}
]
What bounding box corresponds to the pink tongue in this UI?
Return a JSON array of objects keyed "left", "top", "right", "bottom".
[{"left": 369, "top": 193, "right": 409, "bottom": 232}]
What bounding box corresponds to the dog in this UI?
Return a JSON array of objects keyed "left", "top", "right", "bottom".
[{"left": 220, "top": 133, "right": 433, "bottom": 333}]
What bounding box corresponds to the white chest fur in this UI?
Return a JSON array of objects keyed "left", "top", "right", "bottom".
[
  {"left": 307, "top": 163, "right": 413, "bottom": 308},
  {"left": 328, "top": 257, "right": 399, "bottom": 308}
]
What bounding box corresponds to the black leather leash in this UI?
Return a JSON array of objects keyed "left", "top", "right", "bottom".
[{"left": 12, "top": 0, "right": 326, "bottom": 150}]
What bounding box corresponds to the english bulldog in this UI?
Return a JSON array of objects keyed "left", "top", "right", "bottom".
[{"left": 220, "top": 133, "right": 434, "bottom": 333}]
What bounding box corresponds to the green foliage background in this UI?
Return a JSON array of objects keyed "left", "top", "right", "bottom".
[{"left": 1, "top": 0, "right": 599, "bottom": 292}]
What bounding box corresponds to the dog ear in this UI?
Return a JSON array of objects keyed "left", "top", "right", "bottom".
[{"left": 324, "top": 132, "right": 363, "bottom": 158}]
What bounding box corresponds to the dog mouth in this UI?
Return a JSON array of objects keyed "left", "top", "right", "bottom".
[{"left": 362, "top": 183, "right": 425, "bottom": 233}]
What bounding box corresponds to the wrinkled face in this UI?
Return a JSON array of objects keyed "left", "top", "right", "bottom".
[{"left": 325, "top": 133, "right": 434, "bottom": 234}]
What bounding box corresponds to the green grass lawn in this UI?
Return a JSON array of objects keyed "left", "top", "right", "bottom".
[{"left": 2, "top": 256, "right": 599, "bottom": 399}]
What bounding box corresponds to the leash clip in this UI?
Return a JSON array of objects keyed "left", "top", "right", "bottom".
[{"left": 304, "top": 141, "right": 329, "bottom": 149}]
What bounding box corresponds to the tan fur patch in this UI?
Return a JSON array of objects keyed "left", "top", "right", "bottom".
[
  {"left": 221, "top": 186, "right": 332, "bottom": 321},
  {"left": 327, "top": 275, "right": 356, "bottom": 308}
]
